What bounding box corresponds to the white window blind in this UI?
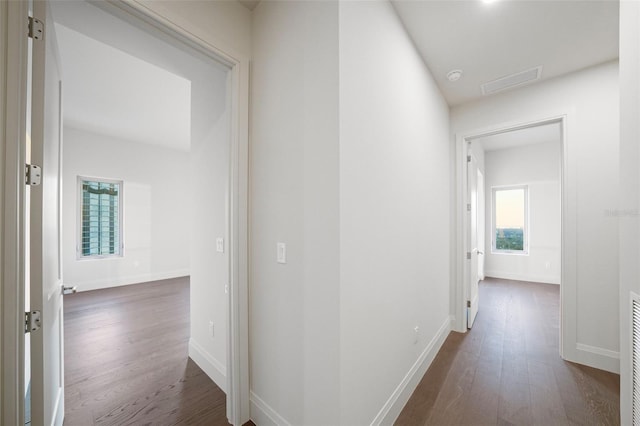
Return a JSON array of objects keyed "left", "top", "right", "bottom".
[{"left": 79, "top": 178, "right": 122, "bottom": 257}]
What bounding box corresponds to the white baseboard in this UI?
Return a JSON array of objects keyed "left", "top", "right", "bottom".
[
  {"left": 484, "top": 271, "right": 560, "bottom": 285},
  {"left": 572, "top": 343, "right": 620, "bottom": 374},
  {"left": 371, "top": 316, "right": 452, "bottom": 426},
  {"left": 189, "top": 338, "right": 227, "bottom": 393},
  {"left": 250, "top": 391, "right": 293, "bottom": 426},
  {"left": 74, "top": 269, "right": 190, "bottom": 292}
]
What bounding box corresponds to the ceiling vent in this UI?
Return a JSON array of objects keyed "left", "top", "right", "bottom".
[{"left": 481, "top": 66, "right": 543, "bottom": 95}]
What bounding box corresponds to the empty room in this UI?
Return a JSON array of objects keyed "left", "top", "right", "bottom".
[{"left": 21, "top": 2, "right": 235, "bottom": 424}]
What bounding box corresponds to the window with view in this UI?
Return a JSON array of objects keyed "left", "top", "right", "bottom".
[
  {"left": 492, "top": 186, "right": 528, "bottom": 254},
  {"left": 78, "top": 178, "right": 123, "bottom": 258}
]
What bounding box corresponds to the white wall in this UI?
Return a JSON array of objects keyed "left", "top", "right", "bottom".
[
  {"left": 483, "top": 142, "right": 561, "bottom": 284},
  {"left": 132, "top": 0, "right": 251, "bottom": 60},
  {"left": 618, "top": 1, "right": 640, "bottom": 423},
  {"left": 251, "top": 1, "right": 450, "bottom": 424},
  {"left": 339, "top": 1, "right": 451, "bottom": 424},
  {"left": 53, "top": 1, "right": 238, "bottom": 392},
  {"left": 62, "top": 126, "right": 190, "bottom": 291},
  {"left": 187, "top": 56, "right": 231, "bottom": 392},
  {"left": 451, "top": 61, "right": 620, "bottom": 373},
  {"left": 251, "top": 1, "right": 340, "bottom": 424}
]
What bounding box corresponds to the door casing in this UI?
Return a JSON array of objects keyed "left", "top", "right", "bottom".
[{"left": 1, "top": 1, "right": 30, "bottom": 424}]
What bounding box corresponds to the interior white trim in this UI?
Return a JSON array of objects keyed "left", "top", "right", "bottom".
[
  {"left": 1, "top": 2, "right": 29, "bottom": 425},
  {"left": 454, "top": 113, "right": 575, "bottom": 366},
  {"left": 574, "top": 343, "right": 620, "bottom": 374},
  {"left": 575, "top": 343, "right": 620, "bottom": 360},
  {"left": 371, "top": 316, "right": 451, "bottom": 426},
  {"left": 51, "top": 387, "right": 63, "bottom": 426},
  {"left": 189, "top": 338, "right": 227, "bottom": 392},
  {"left": 249, "top": 391, "right": 293, "bottom": 426}
]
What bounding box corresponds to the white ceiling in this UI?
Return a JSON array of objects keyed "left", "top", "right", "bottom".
[
  {"left": 475, "top": 121, "right": 561, "bottom": 152},
  {"left": 392, "top": 0, "right": 619, "bottom": 106},
  {"left": 55, "top": 23, "right": 192, "bottom": 151}
]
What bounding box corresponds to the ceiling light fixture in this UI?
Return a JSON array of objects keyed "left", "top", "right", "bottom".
[
  {"left": 447, "top": 69, "right": 463, "bottom": 82},
  {"left": 482, "top": 0, "right": 498, "bottom": 4}
]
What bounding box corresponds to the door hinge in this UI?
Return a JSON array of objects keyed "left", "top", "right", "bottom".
[
  {"left": 467, "top": 155, "right": 471, "bottom": 162},
  {"left": 25, "top": 164, "right": 42, "bottom": 186},
  {"left": 466, "top": 252, "right": 471, "bottom": 260},
  {"left": 25, "top": 310, "right": 42, "bottom": 333},
  {"left": 28, "top": 16, "right": 44, "bottom": 41},
  {"left": 467, "top": 203, "right": 471, "bottom": 212},
  {"left": 467, "top": 301, "right": 471, "bottom": 308}
]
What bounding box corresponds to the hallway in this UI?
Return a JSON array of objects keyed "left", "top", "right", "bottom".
[{"left": 396, "top": 278, "right": 619, "bottom": 425}]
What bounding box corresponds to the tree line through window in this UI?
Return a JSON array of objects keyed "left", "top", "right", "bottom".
[{"left": 493, "top": 186, "right": 527, "bottom": 253}]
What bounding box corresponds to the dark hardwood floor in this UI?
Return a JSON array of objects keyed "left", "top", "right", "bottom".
[
  {"left": 396, "top": 278, "right": 620, "bottom": 426},
  {"left": 63, "top": 277, "right": 231, "bottom": 426},
  {"left": 65, "top": 277, "right": 619, "bottom": 425}
]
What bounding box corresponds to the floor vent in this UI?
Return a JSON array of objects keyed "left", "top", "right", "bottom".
[
  {"left": 481, "top": 66, "right": 543, "bottom": 96},
  {"left": 633, "top": 295, "right": 640, "bottom": 425}
]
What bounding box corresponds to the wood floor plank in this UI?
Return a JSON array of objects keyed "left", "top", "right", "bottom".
[
  {"left": 63, "top": 277, "right": 231, "bottom": 426},
  {"left": 396, "top": 278, "right": 620, "bottom": 426},
  {"left": 423, "top": 350, "right": 477, "bottom": 425},
  {"left": 528, "top": 359, "right": 568, "bottom": 425}
]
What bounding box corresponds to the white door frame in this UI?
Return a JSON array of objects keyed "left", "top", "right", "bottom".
[
  {"left": 1, "top": 1, "right": 30, "bottom": 424},
  {"left": 1, "top": 1, "right": 251, "bottom": 424},
  {"left": 453, "top": 113, "right": 574, "bottom": 362}
]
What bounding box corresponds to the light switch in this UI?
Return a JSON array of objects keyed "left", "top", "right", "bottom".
[
  {"left": 216, "top": 238, "right": 224, "bottom": 253},
  {"left": 277, "top": 242, "right": 286, "bottom": 264}
]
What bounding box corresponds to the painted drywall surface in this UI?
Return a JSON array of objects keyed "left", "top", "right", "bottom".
[
  {"left": 132, "top": 0, "right": 251, "bottom": 60},
  {"left": 61, "top": 126, "right": 190, "bottom": 291},
  {"left": 451, "top": 61, "right": 620, "bottom": 364},
  {"left": 188, "top": 57, "right": 231, "bottom": 388},
  {"left": 484, "top": 142, "right": 561, "bottom": 284},
  {"left": 339, "top": 1, "right": 451, "bottom": 424},
  {"left": 53, "top": 1, "right": 233, "bottom": 389},
  {"left": 251, "top": 1, "right": 340, "bottom": 424},
  {"left": 618, "top": 2, "right": 640, "bottom": 423}
]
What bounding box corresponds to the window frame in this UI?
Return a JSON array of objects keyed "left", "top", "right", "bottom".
[
  {"left": 76, "top": 176, "right": 124, "bottom": 260},
  {"left": 491, "top": 184, "right": 529, "bottom": 255}
]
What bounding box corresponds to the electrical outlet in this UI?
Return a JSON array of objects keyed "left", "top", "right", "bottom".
[
  {"left": 414, "top": 326, "right": 419, "bottom": 344},
  {"left": 216, "top": 238, "right": 224, "bottom": 253},
  {"left": 209, "top": 321, "right": 214, "bottom": 338}
]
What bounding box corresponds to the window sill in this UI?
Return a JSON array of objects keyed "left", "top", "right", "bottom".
[
  {"left": 76, "top": 254, "right": 124, "bottom": 261},
  {"left": 491, "top": 250, "right": 529, "bottom": 256}
]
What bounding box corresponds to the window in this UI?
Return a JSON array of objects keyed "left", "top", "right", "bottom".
[
  {"left": 78, "top": 177, "right": 123, "bottom": 258},
  {"left": 492, "top": 185, "right": 528, "bottom": 254}
]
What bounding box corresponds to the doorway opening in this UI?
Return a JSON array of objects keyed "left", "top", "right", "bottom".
[
  {"left": 456, "top": 116, "right": 567, "bottom": 357},
  {"left": 22, "top": 1, "right": 249, "bottom": 425}
]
